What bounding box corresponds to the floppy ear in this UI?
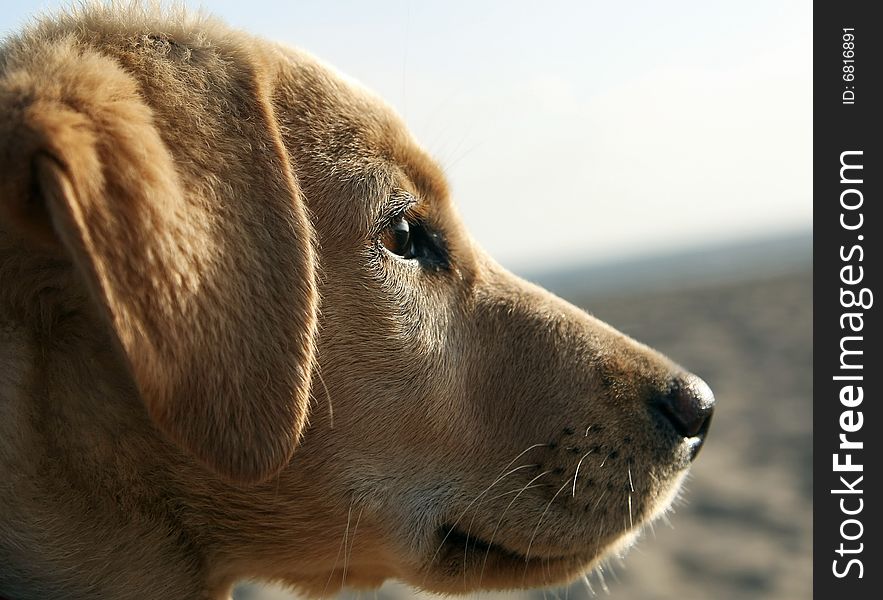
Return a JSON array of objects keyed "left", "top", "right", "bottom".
[{"left": 0, "top": 43, "right": 318, "bottom": 482}]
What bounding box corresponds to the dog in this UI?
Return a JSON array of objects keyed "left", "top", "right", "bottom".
[{"left": 0, "top": 5, "right": 714, "bottom": 599}]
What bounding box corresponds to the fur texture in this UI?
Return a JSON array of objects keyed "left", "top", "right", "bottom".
[{"left": 0, "top": 4, "right": 713, "bottom": 599}]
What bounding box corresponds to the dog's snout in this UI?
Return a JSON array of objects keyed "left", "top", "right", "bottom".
[{"left": 653, "top": 374, "right": 715, "bottom": 440}]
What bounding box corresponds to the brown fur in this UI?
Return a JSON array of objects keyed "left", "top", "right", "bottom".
[{"left": 0, "top": 5, "right": 712, "bottom": 599}]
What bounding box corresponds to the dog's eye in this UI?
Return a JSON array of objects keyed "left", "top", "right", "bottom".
[
  {"left": 382, "top": 216, "right": 415, "bottom": 258},
  {"left": 379, "top": 210, "right": 449, "bottom": 269}
]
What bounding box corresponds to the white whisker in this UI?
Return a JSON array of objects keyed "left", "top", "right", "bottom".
[
  {"left": 341, "top": 505, "right": 364, "bottom": 590},
  {"left": 478, "top": 470, "right": 551, "bottom": 586},
  {"left": 593, "top": 489, "right": 608, "bottom": 511},
  {"left": 321, "top": 497, "right": 355, "bottom": 597},
  {"left": 460, "top": 478, "right": 544, "bottom": 587},
  {"left": 596, "top": 564, "right": 609, "bottom": 594},
  {"left": 572, "top": 450, "right": 595, "bottom": 497},
  {"left": 582, "top": 573, "right": 595, "bottom": 595},
  {"left": 422, "top": 443, "right": 548, "bottom": 587},
  {"left": 315, "top": 367, "right": 333, "bottom": 428},
  {"left": 627, "top": 493, "right": 633, "bottom": 530},
  {"left": 431, "top": 462, "right": 535, "bottom": 552},
  {"left": 485, "top": 481, "right": 546, "bottom": 504},
  {"left": 523, "top": 476, "right": 575, "bottom": 576}
]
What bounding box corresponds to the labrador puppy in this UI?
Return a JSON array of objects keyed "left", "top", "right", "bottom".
[{"left": 0, "top": 5, "right": 714, "bottom": 599}]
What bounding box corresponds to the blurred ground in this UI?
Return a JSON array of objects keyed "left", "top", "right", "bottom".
[{"left": 237, "top": 255, "right": 813, "bottom": 600}]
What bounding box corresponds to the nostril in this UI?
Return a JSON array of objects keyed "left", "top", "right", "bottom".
[{"left": 654, "top": 374, "right": 715, "bottom": 439}]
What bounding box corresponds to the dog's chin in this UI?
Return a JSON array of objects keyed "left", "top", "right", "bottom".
[
  {"left": 298, "top": 528, "right": 637, "bottom": 598},
  {"left": 410, "top": 467, "right": 690, "bottom": 594},
  {"left": 304, "top": 460, "right": 692, "bottom": 597},
  {"left": 413, "top": 526, "right": 593, "bottom": 593}
]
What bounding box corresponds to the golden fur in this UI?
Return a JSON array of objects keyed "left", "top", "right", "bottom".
[{"left": 0, "top": 5, "right": 713, "bottom": 599}]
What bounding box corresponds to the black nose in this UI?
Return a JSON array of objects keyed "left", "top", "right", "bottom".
[{"left": 654, "top": 374, "right": 715, "bottom": 439}]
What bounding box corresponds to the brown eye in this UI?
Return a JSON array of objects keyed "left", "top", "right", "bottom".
[
  {"left": 382, "top": 216, "right": 414, "bottom": 258},
  {"left": 379, "top": 210, "right": 449, "bottom": 269}
]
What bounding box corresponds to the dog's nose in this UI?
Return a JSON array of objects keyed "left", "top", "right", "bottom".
[{"left": 654, "top": 374, "right": 715, "bottom": 439}]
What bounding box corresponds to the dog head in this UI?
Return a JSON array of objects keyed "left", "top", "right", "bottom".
[
  {"left": 264, "top": 48, "right": 715, "bottom": 593},
  {"left": 0, "top": 7, "right": 713, "bottom": 597}
]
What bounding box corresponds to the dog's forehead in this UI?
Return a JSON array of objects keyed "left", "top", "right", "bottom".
[{"left": 272, "top": 46, "right": 450, "bottom": 225}]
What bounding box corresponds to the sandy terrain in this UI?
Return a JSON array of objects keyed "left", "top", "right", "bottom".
[{"left": 237, "top": 263, "right": 813, "bottom": 600}]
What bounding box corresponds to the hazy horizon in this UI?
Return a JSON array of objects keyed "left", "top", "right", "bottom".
[{"left": 1, "top": 1, "right": 812, "bottom": 272}]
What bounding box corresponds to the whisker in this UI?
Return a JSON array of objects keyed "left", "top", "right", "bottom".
[
  {"left": 609, "top": 559, "right": 622, "bottom": 583},
  {"left": 315, "top": 364, "right": 333, "bottom": 428},
  {"left": 599, "top": 452, "right": 614, "bottom": 468},
  {"left": 430, "top": 462, "right": 536, "bottom": 559},
  {"left": 477, "top": 470, "right": 552, "bottom": 586},
  {"left": 321, "top": 497, "right": 355, "bottom": 597},
  {"left": 341, "top": 505, "right": 364, "bottom": 590},
  {"left": 522, "top": 476, "right": 575, "bottom": 581},
  {"left": 627, "top": 493, "right": 634, "bottom": 530},
  {"left": 463, "top": 510, "right": 477, "bottom": 587},
  {"left": 422, "top": 443, "right": 548, "bottom": 586},
  {"left": 485, "top": 481, "right": 547, "bottom": 504},
  {"left": 596, "top": 564, "right": 610, "bottom": 594},
  {"left": 572, "top": 450, "right": 595, "bottom": 497},
  {"left": 582, "top": 573, "right": 595, "bottom": 596},
  {"left": 593, "top": 489, "right": 608, "bottom": 511},
  {"left": 596, "top": 518, "right": 606, "bottom": 558},
  {"left": 441, "top": 140, "right": 485, "bottom": 174},
  {"left": 548, "top": 562, "right": 561, "bottom": 599},
  {"left": 460, "top": 478, "right": 544, "bottom": 587}
]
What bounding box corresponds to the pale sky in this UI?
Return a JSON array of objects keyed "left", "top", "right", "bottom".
[{"left": 1, "top": 1, "right": 812, "bottom": 271}]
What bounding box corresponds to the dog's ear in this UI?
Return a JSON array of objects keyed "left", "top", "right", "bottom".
[{"left": 0, "top": 44, "right": 318, "bottom": 483}]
